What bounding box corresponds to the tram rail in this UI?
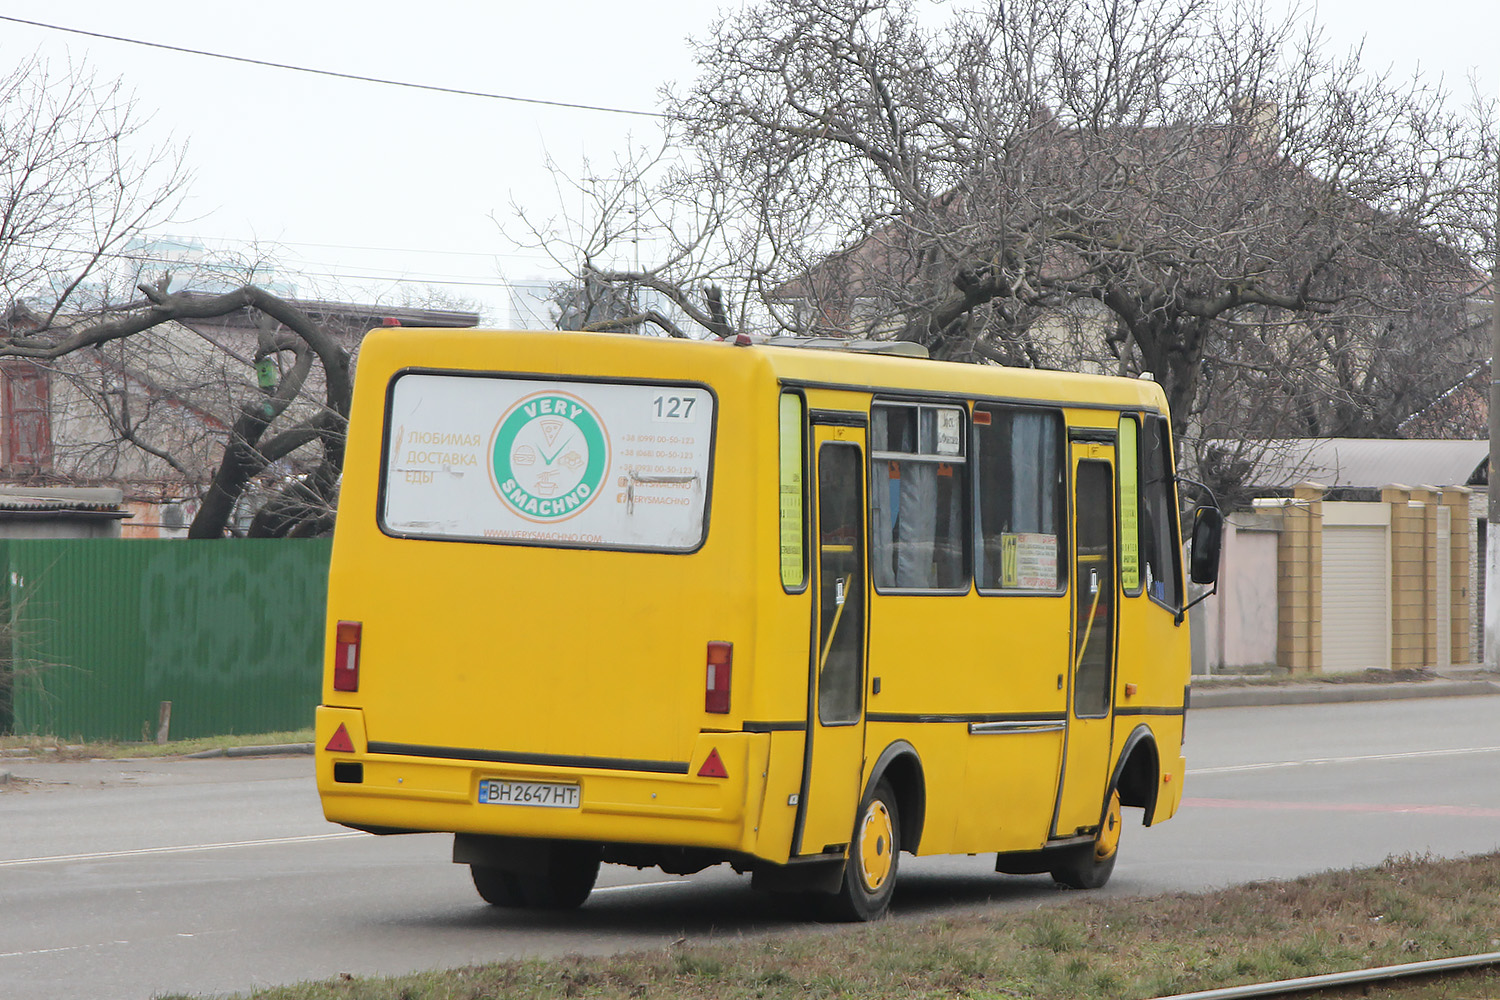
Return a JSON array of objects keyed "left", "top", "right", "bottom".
[{"left": 1156, "top": 950, "right": 1500, "bottom": 1000}]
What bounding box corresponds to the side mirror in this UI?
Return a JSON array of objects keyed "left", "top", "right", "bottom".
[{"left": 1188, "top": 506, "right": 1223, "bottom": 585}]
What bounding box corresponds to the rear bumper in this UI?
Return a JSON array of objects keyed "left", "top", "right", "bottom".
[{"left": 315, "top": 706, "right": 774, "bottom": 859}]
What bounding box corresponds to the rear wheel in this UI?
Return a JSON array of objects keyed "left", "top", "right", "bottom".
[
  {"left": 1050, "top": 788, "right": 1121, "bottom": 890},
  {"left": 824, "top": 780, "right": 900, "bottom": 921},
  {"left": 470, "top": 842, "right": 601, "bottom": 909},
  {"left": 470, "top": 865, "right": 525, "bottom": 906}
]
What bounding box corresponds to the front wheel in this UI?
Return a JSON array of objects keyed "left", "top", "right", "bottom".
[
  {"left": 824, "top": 780, "right": 900, "bottom": 921},
  {"left": 1050, "top": 788, "right": 1121, "bottom": 890}
]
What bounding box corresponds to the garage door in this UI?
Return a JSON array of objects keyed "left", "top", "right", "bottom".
[{"left": 1322, "top": 524, "right": 1389, "bottom": 670}]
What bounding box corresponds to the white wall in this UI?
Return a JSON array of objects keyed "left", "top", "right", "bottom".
[{"left": 1194, "top": 512, "right": 1280, "bottom": 674}]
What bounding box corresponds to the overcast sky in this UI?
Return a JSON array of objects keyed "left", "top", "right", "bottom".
[{"left": 0, "top": 1, "right": 1494, "bottom": 324}]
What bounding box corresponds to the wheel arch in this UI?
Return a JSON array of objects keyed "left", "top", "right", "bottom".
[
  {"left": 867, "top": 740, "right": 925, "bottom": 853},
  {"left": 1111, "top": 724, "right": 1162, "bottom": 826}
]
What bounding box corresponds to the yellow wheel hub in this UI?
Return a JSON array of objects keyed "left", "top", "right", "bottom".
[
  {"left": 856, "top": 798, "right": 895, "bottom": 891},
  {"left": 1095, "top": 790, "right": 1122, "bottom": 862}
]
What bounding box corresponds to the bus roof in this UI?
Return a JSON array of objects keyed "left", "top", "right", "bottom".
[{"left": 358, "top": 328, "right": 1171, "bottom": 414}]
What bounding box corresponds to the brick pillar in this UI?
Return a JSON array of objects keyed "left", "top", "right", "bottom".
[
  {"left": 1278, "top": 483, "right": 1324, "bottom": 674},
  {"left": 1420, "top": 487, "right": 1440, "bottom": 666},
  {"left": 1385, "top": 485, "right": 1435, "bottom": 670},
  {"left": 1442, "top": 487, "right": 1473, "bottom": 666}
]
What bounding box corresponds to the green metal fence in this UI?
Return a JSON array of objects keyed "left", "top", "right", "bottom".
[{"left": 0, "top": 539, "right": 330, "bottom": 741}]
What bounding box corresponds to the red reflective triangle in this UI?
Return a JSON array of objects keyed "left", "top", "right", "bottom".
[
  {"left": 325, "top": 723, "right": 355, "bottom": 754},
  {"left": 697, "top": 747, "right": 728, "bottom": 778}
]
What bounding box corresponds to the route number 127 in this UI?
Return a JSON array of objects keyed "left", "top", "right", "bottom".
[{"left": 651, "top": 394, "right": 697, "bottom": 421}]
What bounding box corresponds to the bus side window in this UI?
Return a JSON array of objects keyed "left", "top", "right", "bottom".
[
  {"left": 1139, "top": 416, "right": 1182, "bottom": 608},
  {"left": 779, "top": 392, "right": 807, "bottom": 591},
  {"left": 1119, "top": 416, "right": 1143, "bottom": 595},
  {"left": 869, "top": 403, "right": 968, "bottom": 591},
  {"left": 974, "top": 407, "right": 1065, "bottom": 593}
]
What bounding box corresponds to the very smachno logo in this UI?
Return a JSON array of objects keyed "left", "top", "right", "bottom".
[{"left": 490, "top": 392, "right": 610, "bottom": 522}]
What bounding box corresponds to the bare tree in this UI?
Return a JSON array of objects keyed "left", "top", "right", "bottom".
[
  {"left": 0, "top": 54, "right": 189, "bottom": 325},
  {"left": 0, "top": 56, "right": 350, "bottom": 537},
  {"left": 533, "top": 0, "right": 1496, "bottom": 496},
  {"left": 507, "top": 139, "right": 762, "bottom": 340},
  {"left": 1, "top": 278, "right": 350, "bottom": 537}
]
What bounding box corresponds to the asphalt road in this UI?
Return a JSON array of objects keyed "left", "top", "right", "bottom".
[{"left": 3, "top": 694, "right": 1498, "bottom": 1000}]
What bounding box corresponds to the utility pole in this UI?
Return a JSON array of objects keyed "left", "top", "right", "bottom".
[{"left": 1489, "top": 156, "right": 1499, "bottom": 670}]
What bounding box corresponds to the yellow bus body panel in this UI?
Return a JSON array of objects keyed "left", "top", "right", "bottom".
[{"left": 316, "top": 329, "right": 1193, "bottom": 871}]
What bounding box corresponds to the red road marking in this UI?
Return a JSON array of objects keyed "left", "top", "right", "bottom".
[{"left": 1185, "top": 797, "right": 1500, "bottom": 818}]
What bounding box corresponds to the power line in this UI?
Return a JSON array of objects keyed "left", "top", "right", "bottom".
[
  {"left": 160, "top": 235, "right": 517, "bottom": 261},
  {"left": 129, "top": 253, "right": 552, "bottom": 288},
  {"left": 149, "top": 233, "right": 560, "bottom": 265},
  {"left": 7, "top": 241, "right": 541, "bottom": 295},
  {"left": 0, "top": 14, "right": 666, "bottom": 119},
  {"left": 233, "top": 268, "right": 513, "bottom": 291}
]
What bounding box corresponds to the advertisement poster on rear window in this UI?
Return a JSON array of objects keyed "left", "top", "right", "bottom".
[{"left": 382, "top": 373, "right": 714, "bottom": 550}]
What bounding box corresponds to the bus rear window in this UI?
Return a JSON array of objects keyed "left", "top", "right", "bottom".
[{"left": 380, "top": 372, "right": 714, "bottom": 551}]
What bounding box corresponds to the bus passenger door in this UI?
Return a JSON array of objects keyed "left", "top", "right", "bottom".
[
  {"left": 1054, "top": 445, "right": 1116, "bottom": 839},
  {"left": 794, "top": 424, "right": 869, "bottom": 857}
]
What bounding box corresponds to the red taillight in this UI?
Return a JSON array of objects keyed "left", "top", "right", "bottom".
[
  {"left": 333, "top": 621, "right": 362, "bottom": 692},
  {"left": 705, "top": 641, "right": 732, "bottom": 714}
]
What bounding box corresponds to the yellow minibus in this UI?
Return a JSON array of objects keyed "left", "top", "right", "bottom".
[{"left": 316, "top": 329, "right": 1220, "bottom": 920}]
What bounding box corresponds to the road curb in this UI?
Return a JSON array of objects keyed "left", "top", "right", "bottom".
[
  {"left": 185, "top": 743, "right": 315, "bottom": 759},
  {"left": 1191, "top": 679, "right": 1500, "bottom": 709}
]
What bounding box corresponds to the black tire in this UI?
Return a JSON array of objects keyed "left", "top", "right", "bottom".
[
  {"left": 470, "top": 864, "right": 525, "bottom": 906},
  {"left": 1050, "top": 788, "right": 1121, "bottom": 890},
  {"left": 824, "top": 780, "right": 900, "bottom": 921},
  {"left": 470, "top": 842, "right": 601, "bottom": 910}
]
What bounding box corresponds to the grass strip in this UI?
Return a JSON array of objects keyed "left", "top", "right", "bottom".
[
  {"left": 0, "top": 728, "right": 313, "bottom": 760},
  {"left": 1190, "top": 668, "right": 1441, "bottom": 688},
  {"left": 159, "top": 851, "right": 1500, "bottom": 1000}
]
